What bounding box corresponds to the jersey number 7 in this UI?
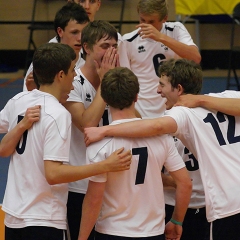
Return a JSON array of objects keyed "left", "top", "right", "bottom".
[{"left": 132, "top": 147, "right": 148, "bottom": 185}]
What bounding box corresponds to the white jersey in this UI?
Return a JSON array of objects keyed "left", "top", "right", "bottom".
[
  {"left": 23, "top": 36, "right": 85, "bottom": 91},
  {"left": 67, "top": 69, "right": 112, "bottom": 194},
  {"left": 87, "top": 119, "right": 185, "bottom": 237},
  {"left": 119, "top": 22, "right": 196, "bottom": 118},
  {"left": 0, "top": 90, "right": 71, "bottom": 229},
  {"left": 164, "top": 138, "right": 205, "bottom": 208},
  {"left": 164, "top": 90, "right": 240, "bottom": 222}
]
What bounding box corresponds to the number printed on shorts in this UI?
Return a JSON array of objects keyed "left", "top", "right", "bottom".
[
  {"left": 132, "top": 147, "right": 148, "bottom": 185},
  {"left": 16, "top": 115, "right": 28, "bottom": 154},
  {"left": 203, "top": 112, "right": 240, "bottom": 146}
]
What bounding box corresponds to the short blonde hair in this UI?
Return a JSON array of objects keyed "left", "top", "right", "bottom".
[{"left": 137, "top": 0, "right": 168, "bottom": 21}]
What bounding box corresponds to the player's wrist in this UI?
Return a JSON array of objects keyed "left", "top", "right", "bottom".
[{"left": 170, "top": 218, "right": 183, "bottom": 226}]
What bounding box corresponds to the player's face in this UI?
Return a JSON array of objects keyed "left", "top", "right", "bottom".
[
  {"left": 157, "top": 74, "right": 180, "bottom": 110},
  {"left": 79, "top": 0, "right": 101, "bottom": 22},
  {"left": 139, "top": 12, "right": 166, "bottom": 31},
  {"left": 91, "top": 36, "right": 118, "bottom": 66},
  {"left": 60, "top": 61, "right": 77, "bottom": 104},
  {"left": 58, "top": 20, "right": 88, "bottom": 54}
]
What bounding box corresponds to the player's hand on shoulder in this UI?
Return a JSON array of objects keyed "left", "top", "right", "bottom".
[
  {"left": 104, "top": 147, "right": 132, "bottom": 172},
  {"left": 84, "top": 126, "right": 105, "bottom": 146},
  {"left": 174, "top": 94, "right": 201, "bottom": 108},
  {"left": 21, "top": 105, "right": 41, "bottom": 130},
  {"left": 25, "top": 71, "right": 37, "bottom": 91}
]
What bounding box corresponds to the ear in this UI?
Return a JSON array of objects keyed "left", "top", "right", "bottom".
[
  {"left": 97, "top": 0, "right": 101, "bottom": 11},
  {"left": 177, "top": 84, "right": 184, "bottom": 95},
  {"left": 162, "top": 15, "right": 168, "bottom": 23},
  {"left": 57, "top": 27, "right": 64, "bottom": 39},
  {"left": 56, "top": 70, "right": 65, "bottom": 83},
  {"left": 134, "top": 94, "right": 138, "bottom": 103},
  {"left": 83, "top": 42, "right": 90, "bottom": 55}
]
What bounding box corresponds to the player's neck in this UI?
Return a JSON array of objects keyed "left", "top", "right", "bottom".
[
  {"left": 81, "top": 62, "right": 100, "bottom": 90},
  {"left": 39, "top": 85, "right": 60, "bottom": 101},
  {"left": 110, "top": 104, "right": 138, "bottom": 121}
]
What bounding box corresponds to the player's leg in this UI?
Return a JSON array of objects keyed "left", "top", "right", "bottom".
[
  {"left": 67, "top": 191, "right": 95, "bottom": 240},
  {"left": 211, "top": 213, "right": 240, "bottom": 239}
]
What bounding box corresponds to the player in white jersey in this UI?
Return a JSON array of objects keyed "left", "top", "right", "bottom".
[
  {"left": 84, "top": 59, "right": 240, "bottom": 239},
  {"left": 79, "top": 67, "right": 192, "bottom": 240},
  {"left": 23, "top": 2, "right": 89, "bottom": 91},
  {"left": 63, "top": 20, "right": 119, "bottom": 240},
  {"left": 118, "top": 0, "right": 201, "bottom": 118},
  {"left": 164, "top": 138, "right": 210, "bottom": 240},
  {"left": 0, "top": 106, "right": 40, "bottom": 156},
  {"left": 2, "top": 43, "right": 132, "bottom": 240}
]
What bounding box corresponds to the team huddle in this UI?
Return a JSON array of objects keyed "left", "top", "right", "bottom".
[{"left": 1, "top": 1, "right": 240, "bottom": 240}]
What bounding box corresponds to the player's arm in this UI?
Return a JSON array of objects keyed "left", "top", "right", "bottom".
[
  {"left": 164, "top": 167, "right": 192, "bottom": 240},
  {"left": 137, "top": 23, "right": 201, "bottom": 64},
  {"left": 175, "top": 94, "right": 240, "bottom": 116},
  {"left": 64, "top": 90, "right": 106, "bottom": 132},
  {"left": 44, "top": 147, "right": 131, "bottom": 185},
  {"left": 78, "top": 181, "right": 106, "bottom": 240},
  {"left": 84, "top": 116, "right": 177, "bottom": 146},
  {"left": 0, "top": 106, "right": 40, "bottom": 157},
  {"left": 162, "top": 173, "right": 176, "bottom": 188},
  {"left": 63, "top": 48, "right": 118, "bottom": 130}
]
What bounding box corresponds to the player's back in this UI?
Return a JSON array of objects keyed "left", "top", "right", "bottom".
[
  {"left": 165, "top": 90, "right": 240, "bottom": 222},
  {"left": 86, "top": 119, "right": 184, "bottom": 237},
  {"left": 2, "top": 89, "right": 71, "bottom": 220}
]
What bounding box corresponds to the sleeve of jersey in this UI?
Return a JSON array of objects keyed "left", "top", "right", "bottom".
[
  {"left": 67, "top": 79, "right": 84, "bottom": 103},
  {"left": 207, "top": 90, "right": 240, "bottom": 98},
  {"left": 164, "top": 107, "right": 189, "bottom": 138},
  {"left": 86, "top": 144, "right": 107, "bottom": 183},
  {"left": 0, "top": 100, "right": 11, "bottom": 133},
  {"left": 118, "top": 39, "right": 131, "bottom": 69},
  {"left": 174, "top": 22, "right": 196, "bottom": 47},
  {"left": 163, "top": 135, "right": 185, "bottom": 172},
  {"left": 43, "top": 110, "right": 71, "bottom": 163}
]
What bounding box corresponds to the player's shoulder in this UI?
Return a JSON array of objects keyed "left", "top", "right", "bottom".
[
  {"left": 11, "top": 91, "right": 32, "bottom": 101},
  {"left": 87, "top": 137, "right": 113, "bottom": 160},
  {"left": 162, "top": 21, "right": 186, "bottom": 33},
  {"left": 122, "top": 29, "right": 139, "bottom": 42},
  {"left": 48, "top": 36, "right": 58, "bottom": 43},
  {"left": 208, "top": 90, "right": 240, "bottom": 99},
  {"left": 164, "top": 21, "right": 184, "bottom": 28}
]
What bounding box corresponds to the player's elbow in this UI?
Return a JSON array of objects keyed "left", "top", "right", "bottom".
[
  {"left": 45, "top": 174, "right": 58, "bottom": 185},
  {"left": 0, "top": 147, "right": 12, "bottom": 157},
  {"left": 45, "top": 170, "right": 60, "bottom": 185},
  {"left": 194, "top": 53, "right": 201, "bottom": 64}
]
